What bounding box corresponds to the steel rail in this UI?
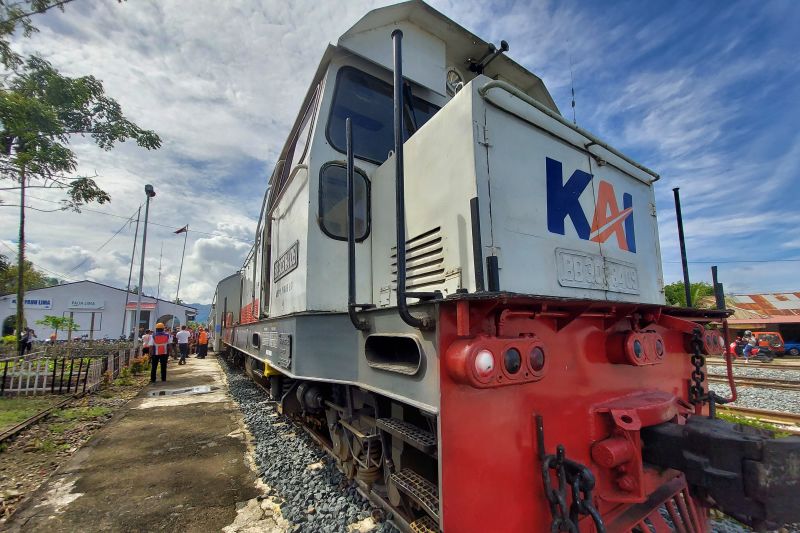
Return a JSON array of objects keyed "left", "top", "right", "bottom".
[
  {"left": 707, "top": 358, "right": 800, "bottom": 371},
  {"left": 707, "top": 374, "right": 800, "bottom": 391},
  {"left": 0, "top": 395, "right": 74, "bottom": 444}
]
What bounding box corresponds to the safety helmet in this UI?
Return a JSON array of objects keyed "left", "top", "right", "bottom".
[
  {"left": 744, "top": 330, "right": 752, "bottom": 336},
  {"left": 155, "top": 322, "right": 165, "bottom": 329}
]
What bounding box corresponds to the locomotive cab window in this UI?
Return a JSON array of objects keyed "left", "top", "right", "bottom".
[
  {"left": 327, "top": 66, "right": 439, "bottom": 164},
  {"left": 319, "top": 163, "right": 370, "bottom": 241}
]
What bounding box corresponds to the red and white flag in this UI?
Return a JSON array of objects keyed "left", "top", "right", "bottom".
[{"left": 174, "top": 224, "right": 188, "bottom": 234}]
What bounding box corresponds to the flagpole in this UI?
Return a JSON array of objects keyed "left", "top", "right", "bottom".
[{"left": 175, "top": 224, "right": 188, "bottom": 303}]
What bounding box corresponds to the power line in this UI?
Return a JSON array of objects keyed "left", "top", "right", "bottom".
[
  {"left": 664, "top": 259, "right": 800, "bottom": 264},
  {"left": 0, "top": 240, "right": 80, "bottom": 282},
  {"left": 65, "top": 206, "right": 141, "bottom": 274},
  {"left": 24, "top": 194, "right": 254, "bottom": 243}
]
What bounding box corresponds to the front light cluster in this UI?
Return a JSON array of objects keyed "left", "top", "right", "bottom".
[
  {"left": 445, "top": 336, "right": 548, "bottom": 388},
  {"left": 702, "top": 330, "right": 725, "bottom": 356},
  {"left": 606, "top": 331, "right": 667, "bottom": 366}
]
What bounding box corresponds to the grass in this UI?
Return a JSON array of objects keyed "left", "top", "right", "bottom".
[
  {"left": 0, "top": 396, "right": 63, "bottom": 434},
  {"left": 35, "top": 437, "right": 71, "bottom": 453},
  {"left": 54, "top": 406, "right": 111, "bottom": 421},
  {"left": 717, "top": 411, "right": 792, "bottom": 437}
]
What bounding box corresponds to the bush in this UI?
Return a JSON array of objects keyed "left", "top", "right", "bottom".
[
  {"left": 130, "top": 355, "right": 149, "bottom": 375},
  {"left": 115, "top": 366, "right": 134, "bottom": 386},
  {"left": 2, "top": 334, "right": 17, "bottom": 345}
]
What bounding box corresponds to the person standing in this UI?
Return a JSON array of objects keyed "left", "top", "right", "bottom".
[
  {"left": 141, "top": 329, "right": 152, "bottom": 357},
  {"left": 19, "top": 328, "right": 32, "bottom": 356},
  {"left": 148, "top": 323, "right": 171, "bottom": 382},
  {"left": 171, "top": 328, "right": 179, "bottom": 360},
  {"left": 176, "top": 325, "right": 190, "bottom": 365},
  {"left": 197, "top": 327, "right": 209, "bottom": 359}
]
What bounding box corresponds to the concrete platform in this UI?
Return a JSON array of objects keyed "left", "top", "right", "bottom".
[{"left": 5, "top": 355, "right": 261, "bottom": 532}]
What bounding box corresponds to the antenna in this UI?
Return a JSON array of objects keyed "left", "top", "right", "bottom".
[{"left": 569, "top": 53, "right": 577, "bottom": 125}]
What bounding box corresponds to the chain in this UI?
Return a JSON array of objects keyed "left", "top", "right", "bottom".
[
  {"left": 689, "top": 328, "right": 706, "bottom": 405},
  {"left": 537, "top": 416, "right": 606, "bottom": 533}
]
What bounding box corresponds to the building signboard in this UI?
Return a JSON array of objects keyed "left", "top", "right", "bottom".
[
  {"left": 69, "top": 299, "right": 104, "bottom": 310},
  {"left": 8, "top": 298, "right": 52, "bottom": 309}
]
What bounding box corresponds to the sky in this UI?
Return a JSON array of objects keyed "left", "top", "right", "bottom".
[{"left": 0, "top": 0, "right": 798, "bottom": 304}]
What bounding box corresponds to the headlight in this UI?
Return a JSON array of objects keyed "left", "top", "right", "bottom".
[
  {"left": 446, "top": 67, "right": 464, "bottom": 96},
  {"left": 474, "top": 349, "right": 495, "bottom": 378}
]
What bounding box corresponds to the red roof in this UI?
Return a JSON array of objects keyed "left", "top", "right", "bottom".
[{"left": 724, "top": 293, "right": 800, "bottom": 325}]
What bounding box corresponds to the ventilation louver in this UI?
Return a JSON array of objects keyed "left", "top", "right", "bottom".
[{"left": 391, "top": 227, "right": 445, "bottom": 291}]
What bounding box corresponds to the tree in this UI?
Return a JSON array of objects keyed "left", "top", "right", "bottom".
[
  {"left": 0, "top": 2, "right": 162, "bottom": 350},
  {"left": 0, "top": 0, "right": 77, "bottom": 70},
  {"left": 664, "top": 281, "right": 714, "bottom": 307},
  {"left": 0, "top": 255, "right": 58, "bottom": 295},
  {"left": 35, "top": 314, "right": 77, "bottom": 338}
]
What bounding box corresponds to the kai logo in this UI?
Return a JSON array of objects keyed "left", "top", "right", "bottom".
[{"left": 546, "top": 157, "right": 636, "bottom": 253}]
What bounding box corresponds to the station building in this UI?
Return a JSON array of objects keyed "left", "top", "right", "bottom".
[{"left": 0, "top": 280, "right": 196, "bottom": 340}]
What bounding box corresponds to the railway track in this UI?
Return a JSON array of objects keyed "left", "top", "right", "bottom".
[
  {"left": 706, "top": 358, "right": 800, "bottom": 371},
  {"left": 707, "top": 374, "right": 800, "bottom": 391},
  {"left": 717, "top": 405, "right": 800, "bottom": 435},
  {"left": 0, "top": 395, "right": 75, "bottom": 444}
]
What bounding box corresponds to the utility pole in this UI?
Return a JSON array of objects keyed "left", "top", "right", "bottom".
[
  {"left": 134, "top": 185, "right": 156, "bottom": 342},
  {"left": 672, "top": 187, "right": 692, "bottom": 307},
  {"left": 121, "top": 206, "right": 141, "bottom": 338},
  {"left": 156, "top": 242, "right": 163, "bottom": 299},
  {"left": 174, "top": 224, "right": 188, "bottom": 303}
]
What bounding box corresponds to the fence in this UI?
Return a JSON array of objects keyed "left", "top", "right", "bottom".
[{"left": 0, "top": 342, "right": 137, "bottom": 397}]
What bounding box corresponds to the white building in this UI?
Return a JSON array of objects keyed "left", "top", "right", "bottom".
[{"left": 1, "top": 281, "right": 197, "bottom": 340}]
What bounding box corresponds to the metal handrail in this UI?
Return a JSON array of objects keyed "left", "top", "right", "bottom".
[{"left": 478, "top": 80, "right": 660, "bottom": 182}]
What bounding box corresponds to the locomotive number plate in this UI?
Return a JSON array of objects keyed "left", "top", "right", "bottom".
[
  {"left": 555, "top": 249, "right": 639, "bottom": 295},
  {"left": 264, "top": 329, "right": 292, "bottom": 369},
  {"left": 273, "top": 241, "right": 299, "bottom": 282}
]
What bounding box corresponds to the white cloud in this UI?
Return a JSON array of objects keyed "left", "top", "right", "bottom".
[{"left": 1, "top": 0, "right": 797, "bottom": 304}]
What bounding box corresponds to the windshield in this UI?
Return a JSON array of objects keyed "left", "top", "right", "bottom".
[
  {"left": 327, "top": 66, "right": 439, "bottom": 164},
  {"left": 757, "top": 333, "right": 782, "bottom": 344}
]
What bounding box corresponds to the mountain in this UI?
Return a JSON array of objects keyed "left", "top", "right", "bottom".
[{"left": 187, "top": 303, "right": 211, "bottom": 323}]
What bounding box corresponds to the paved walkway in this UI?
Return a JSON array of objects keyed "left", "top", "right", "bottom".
[{"left": 6, "top": 355, "right": 262, "bottom": 532}]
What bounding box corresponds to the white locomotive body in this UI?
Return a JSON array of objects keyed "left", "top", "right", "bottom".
[{"left": 207, "top": 3, "right": 798, "bottom": 532}]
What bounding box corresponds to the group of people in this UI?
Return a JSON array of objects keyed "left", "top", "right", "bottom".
[{"left": 141, "top": 323, "right": 210, "bottom": 382}]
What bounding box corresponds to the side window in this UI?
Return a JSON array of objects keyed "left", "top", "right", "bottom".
[
  {"left": 287, "top": 90, "right": 318, "bottom": 171},
  {"left": 327, "top": 67, "right": 440, "bottom": 164},
  {"left": 275, "top": 86, "right": 320, "bottom": 201},
  {"left": 319, "top": 163, "right": 370, "bottom": 241}
]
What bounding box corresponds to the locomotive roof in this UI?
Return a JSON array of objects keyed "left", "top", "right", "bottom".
[
  {"left": 339, "top": 0, "right": 558, "bottom": 113},
  {"left": 254, "top": 0, "right": 562, "bottom": 268}
]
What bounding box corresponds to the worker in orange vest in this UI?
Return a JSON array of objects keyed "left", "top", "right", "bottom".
[
  {"left": 148, "top": 322, "right": 172, "bottom": 382},
  {"left": 197, "top": 327, "right": 209, "bottom": 359}
]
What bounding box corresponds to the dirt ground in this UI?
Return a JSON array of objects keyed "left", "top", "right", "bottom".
[
  {"left": 0, "top": 373, "right": 149, "bottom": 523},
  {"left": 3, "top": 356, "right": 264, "bottom": 533}
]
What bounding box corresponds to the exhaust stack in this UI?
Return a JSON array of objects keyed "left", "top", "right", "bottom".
[{"left": 391, "top": 29, "right": 434, "bottom": 330}]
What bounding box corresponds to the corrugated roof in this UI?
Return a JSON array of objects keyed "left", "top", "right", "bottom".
[{"left": 718, "top": 292, "right": 800, "bottom": 324}]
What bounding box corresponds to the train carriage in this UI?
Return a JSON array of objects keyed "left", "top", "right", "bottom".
[{"left": 214, "top": 2, "right": 799, "bottom": 531}]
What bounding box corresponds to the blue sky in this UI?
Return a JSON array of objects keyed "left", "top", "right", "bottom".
[{"left": 0, "top": 0, "right": 798, "bottom": 302}]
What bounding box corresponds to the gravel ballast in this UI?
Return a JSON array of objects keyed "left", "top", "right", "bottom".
[
  {"left": 707, "top": 364, "right": 800, "bottom": 382},
  {"left": 222, "top": 360, "right": 398, "bottom": 533},
  {"left": 222, "top": 358, "right": 797, "bottom": 533},
  {"left": 707, "top": 364, "right": 800, "bottom": 414}
]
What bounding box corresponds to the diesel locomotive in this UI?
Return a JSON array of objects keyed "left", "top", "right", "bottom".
[{"left": 211, "top": 2, "right": 799, "bottom": 531}]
